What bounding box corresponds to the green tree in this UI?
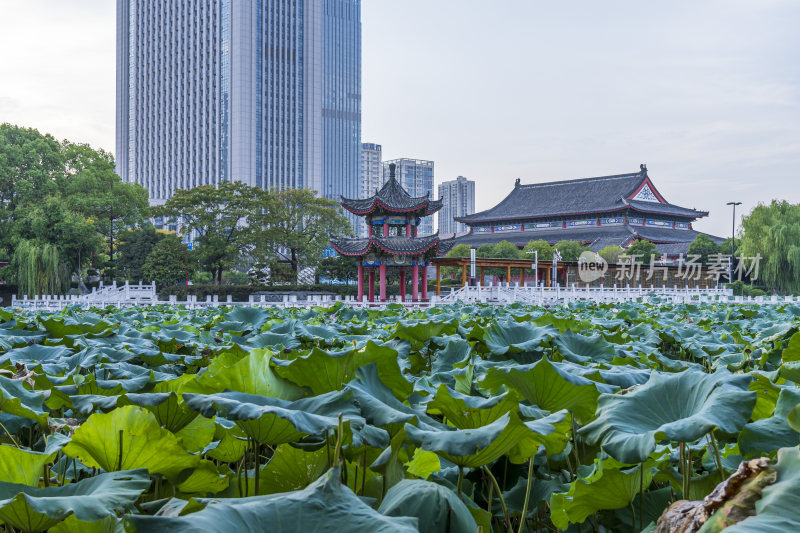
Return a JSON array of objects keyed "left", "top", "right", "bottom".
[
  {"left": 522, "top": 239, "right": 553, "bottom": 261},
  {"left": 10, "top": 196, "right": 102, "bottom": 277},
  {"left": 490, "top": 240, "right": 522, "bottom": 259},
  {"left": 442, "top": 244, "right": 472, "bottom": 277},
  {"left": 11, "top": 240, "right": 69, "bottom": 296},
  {"left": 599, "top": 245, "right": 624, "bottom": 264},
  {"left": 154, "top": 182, "right": 259, "bottom": 284},
  {"left": 0, "top": 124, "right": 64, "bottom": 212},
  {"left": 63, "top": 144, "right": 149, "bottom": 278},
  {"left": 250, "top": 188, "right": 352, "bottom": 284},
  {"left": 142, "top": 235, "right": 197, "bottom": 285},
  {"left": 625, "top": 239, "right": 658, "bottom": 263},
  {"left": 739, "top": 200, "right": 800, "bottom": 293},
  {"left": 688, "top": 234, "right": 721, "bottom": 264},
  {"left": 476, "top": 244, "right": 494, "bottom": 258},
  {"left": 316, "top": 255, "right": 357, "bottom": 284},
  {"left": 554, "top": 240, "right": 590, "bottom": 262},
  {"left": 117, "top": 226, "right": 165, "bottom": 282}
]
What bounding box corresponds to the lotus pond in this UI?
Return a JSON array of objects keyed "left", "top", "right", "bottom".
[{"left": 0, "top": 302, "right": 799, "bottom": 532}]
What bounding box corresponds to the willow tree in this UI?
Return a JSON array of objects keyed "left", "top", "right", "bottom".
[
  {"left": 12, "top": 240, "right": 69, "bottom": 296},
  {"left": 739, "top": 200, "right": 800, "bottom": 294}
]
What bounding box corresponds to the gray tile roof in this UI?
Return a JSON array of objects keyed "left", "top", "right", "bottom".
[
  {"left": 456, "top": 166, "right": 707, "bottom": 223},
  {"left": 330, "top": 234, "right": 446, "bottom": 257},
  {"left": 341, "top": 174, "right": 442, "bottom": 216}
]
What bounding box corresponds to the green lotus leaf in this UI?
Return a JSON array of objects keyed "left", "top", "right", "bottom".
[
  {"left": 63, "top": 405, "right": 201, "bottom": 478},
  {"left": 549, "top": 456, "right": 657, "bottom": 530},
  {"left": 0, "top": 375, "right": 48, "bottom": 425},
  {"left": 378, "top": 479, "right": 477, "bottom": 533},
  {"left": 0, "top": 344, "right": 73, "bottom": 366},
  {"left": 482, "top": 321, "right": 554, "bottom": 356},
  {"left": 553, "top": 330, "right": 616, "bottom": 363},
  {"left": 188, "top": 348, "right": 304, "bottom": 400},
  {"left": 182, "top": 389, "right": 360, "bottom": 445},
  {"left": 123, "top": 468, "right": 418, "bottom": 533},
  {"left": 788, "top": 403, "right": 800, "bottom": 433},
  {"left": 48, "top": 515, "right": 118, "bottom": 533},
  {"left": 750, "top": 372, "right": 781, "bottom": 421},
  {"left": 404, "top": 448, "right": 441, "bottom": 480},
  {"left": 344, "top": 365, "right": 421, "bottom": 434},
  {"left": 0, "top": 469, "right": 149, "bottom": 533},
  {"left": 479, "top": 357, "right": 611, "bottom": 422},
  {"left": 270, "top": 340, "right": 412, "bottom": 399},
  {"left": 430, "top": 338, "right": 472, "bottom": 374},
  {"left": 405, "top": 410, "right": 567, "bottom": 468},
  {"left": 580, "top": 369, "right": 756, "bottom": 464},
  {"left": 739, "top": 387, "right": 800, "bottom": 457},
  {"left": 39, "top": 316, "right": 115, "bottom": 338},
  {"left": 204, "top": 418, "right": 248, "bottom": 463},
  {"left": 0, "top": 444, "right": 57, "bottom": 485},
  {"left": 252, "top": 444, "right": 328, "bottom": 495},
  {"left": 175, "top": 460, "right": 229, "bottom": 495},
  {"left": 393, "top": 319, "right": 457, "bottom": 348},
  {"left": 780, "top": 331, "right": 800, "bottom": 362},
  {"left": 426, "top": 384, "right": 520, "bottom": 429}
]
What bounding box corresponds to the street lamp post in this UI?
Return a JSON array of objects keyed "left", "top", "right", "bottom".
[
  {"left": 726, "top": 201, "right": 742, "bottom": 285},
  {"left": 525, "top": 250, "right": 538, "bottom": 286}
]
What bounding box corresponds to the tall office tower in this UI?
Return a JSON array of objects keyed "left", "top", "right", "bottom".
[
  {"left": 116, "top": 0, "right": 361, "bottom": 205},
  {"left": 383, "top": 158, "right": 435, "bottom": 235},
  {"left": 358, "top": 142, "right": 382, "bottom": 236},
  {"left": 438, "top": 176, "right": 475, "bottom": 236}
]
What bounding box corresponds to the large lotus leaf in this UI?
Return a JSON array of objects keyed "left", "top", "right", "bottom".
[
  {"left": 393, "top": 319, "right": 457, "bottom": 347},
  {"left": 204, "top": 418, "right": 248, "bottom": 463},
  {"left": 430, "top": 338, "right": 472, "bottom": 374},
  {"left": 553, "top": 330, "right": 616, "bottom": 363},
  {"left": 224, "top": 307, "right": 272, "bottom": 332},
  {"left": 426, "top": 384, "right": 520, "bottom": 429},
  {"left": 270, "top": 340, "right": 412, "bottom": 399},
  {"left": 405, "top": 411, "right": 567, "bottom": 467},
  {"left": 39, "top": 316, "right": 115, "bottom": 338},
  {"left": 182, "top": 389, "right": 360, "bottom": 445},
  {"left": 0, "top": 469, "right": 149, "bottom": 533},
  {"left": 123, "top": 468, "right": 418, "bottom": 533},
  {"left": 0, "top": 444, "right": 57, "bottom": 485},
  {"left": 479, "top": 357, "right": 609, "bottom": 422},
  {"left": 0, "top": 375, "right": 48, "bottom": 425},
  {"left": 750, "top": 372, "right": 781, "bottom": 421},
  {"left": 344, "top": 365, "right": 422, "bottom": 434},
  {"left": 378, "top": 479, "right": 477, "bottom": 533},
  {"left": 483, "top": 321, "right": 554, "bottom": 356},
  {"left": 48, "top": 515, "right": 118, "bottom": 533},
  {"left": 725, "top": 447, "right": 800, "bottom": 532},
  {"left": 175, "top": 460, "right": 229, "bottom": 495},
  {"left": 550, "top": 456, "right": 657, "bottom": 530},
  {"left": 580, "top": 369, "right": 756, "bottom": 464},
  {"left": 738, "top": 387, "right": 800, "bottom": 457},
  {"left": 244, "top": 444, "right": 328, "bottom": 496},
  {"left": 781, "top": 331, "right": 800, "bottom": 362},
  {"left": 63, "top": 405, "right": 201, "bottom": 478},
  {"left": 0, "top": 344, "right": 73, "bottom": 365},
  {"left": 188, "top": 348, "right": 304, "bottom": 400}
]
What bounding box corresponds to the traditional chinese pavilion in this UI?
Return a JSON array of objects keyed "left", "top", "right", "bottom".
[
  {"left": 455, "top": 164, "right": 723, "bottom": 258},
  {"left": 331, "top": 164, "right": 453, "bottom": 302}
]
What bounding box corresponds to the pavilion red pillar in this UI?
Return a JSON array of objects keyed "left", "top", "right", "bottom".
[
  {"left": 368, "top": 223, "right": 372, "bottom": 237},
  {"left": 399, "top": 270, "right": 406, "bottom": 301},
  {"left": 412, "top": 262, "right": 419, "bottom": 301},
  {"left": 368, "top": 270, "right": 375, "bottom": 302},
  {"left": 379, "top": 263, "right": 387, "bottom": 301},
  {"left": 357, "top": 264, "right": 364, "bottom": 301},
  {"left": 405, "top": 222, "right": 411, "bottom": 237},
  {"left": 421, "top": 264, "right": 428, "bottom": 300},
  {"left": 383, "top": 222, "right": 389, "bottom": 237}
]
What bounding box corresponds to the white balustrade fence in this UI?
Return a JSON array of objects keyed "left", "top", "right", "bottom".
[{"left": 9, "top": 282, "right": 794, "bottom": 311}]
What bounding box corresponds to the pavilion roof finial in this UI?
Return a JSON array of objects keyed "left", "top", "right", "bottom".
[
  {"left": 640, "top": 163, "right": 647, "bottom": 172},
  {"left": 389, "top": 163, "right": 396, "bottom": 179}
]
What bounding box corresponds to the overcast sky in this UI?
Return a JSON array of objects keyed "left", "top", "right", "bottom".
[{"left": 1, "top": 1, "right": 798, "bottom": 237}]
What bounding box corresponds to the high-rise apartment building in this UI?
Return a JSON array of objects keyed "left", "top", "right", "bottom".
[
  {"left": 358, "top": 142, "right": 382, "bottom": 236},
  {"left": 383, "top": 158, "right": 435, "bottom": 235},
  {"left": 438, "top": 176, "right": 475, "bottom": 236},
  {"left": 116, "top": 0, "right": 361, "bottom": 204}
]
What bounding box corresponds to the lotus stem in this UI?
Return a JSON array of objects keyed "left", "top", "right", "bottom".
[
  {"left": 326, "top": 429, "right": 331, "bottom": 468},
  {"left": 518, "top": 456, "right": 534, "bottom": 533},
  {"left": 333, "top": 413, "right": 343, "bottom": 468},
  {"left": 254, "top": 441, "right": 260, "bottom": 494},
  {"left": 117, "top": 430, "right": 124, "bottom": 471},
  {"left": 457, "top": 465, "right": 464, "bottom": 498},
  {"left": 639, "top": 463, "right": 644, "bottom": 531},
  {"left": 361, "top": 447, "right": 367, "bottom": 496},
  {"left": 708, "top": 431, "right": 725, "bottom": 484},
  {"left": 482, "top": 465, "right": 511, "bottom": 531},
  {"left": 0, "top": 420, "right": 20, "bottom": 448}
]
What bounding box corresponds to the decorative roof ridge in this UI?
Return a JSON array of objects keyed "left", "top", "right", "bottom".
[{"left": 514, "top": 169, "right": 645, "bottom": 190}]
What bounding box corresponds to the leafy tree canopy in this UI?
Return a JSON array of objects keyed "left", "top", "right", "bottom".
[
  {"left": 739, "top": 200, "right": 800, "bottom": 294},
  {"left": 522, "top": 239, "right": 553, "bottom": 260},
  {"left": 625, "top": 239, "right": 658, "bottom": 263},
  {"left": 142, "top": 235, "right": 197, "bottom": 286},
  {"left": 117, "top": 226, "right": 166, "bottom": 282},
  {"left": 554, "top": 241, "right": 590, "bottom": 262},
  {"left": 688, "top": 234, "right": 722, "bottom": 265},
  {"left": 598, "top": 245, "right": 624, "bottom": 265}
]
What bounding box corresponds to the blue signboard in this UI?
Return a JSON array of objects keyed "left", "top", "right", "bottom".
[
  {"left": 628, "top": 217, "right": 644, "bottom": 225},
  {"left": 525, "top": 221, "right": 561, "bottom": 230},
  {"left": 566, "top": 219, "right": 596, "bottom": 227},
  {"left": 600, "top": 217, "right": 624, "bottom": 225},
  {"left": 473, "top": 226, "right": 492, "bottom": 233},
  {"left": 645, "top": 219, "right": 673, "bottom": 228},
  {"left": 322, "top": 246, "right": 338, "bottom": 258},
  {"left": 675, "top": 222, "right": 690, "bottom": 230},
  {"left": 493, "top": 224, "right": 522, "bottom": 233}
]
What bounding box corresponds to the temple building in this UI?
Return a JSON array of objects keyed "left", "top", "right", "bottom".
[
  {"left": 331, "top": 164, "right": 453, "bottom": 302},
  {"left": 455, "top": 164, "right": 723, "bottom": 258}
]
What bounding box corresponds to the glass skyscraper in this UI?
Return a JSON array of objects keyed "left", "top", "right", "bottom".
[
  {"left": 116, "top": 0, "right": 361, "bottom": 204},
  {"left": 438, "top": 176, "right": 475, "bottom": 236}
]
